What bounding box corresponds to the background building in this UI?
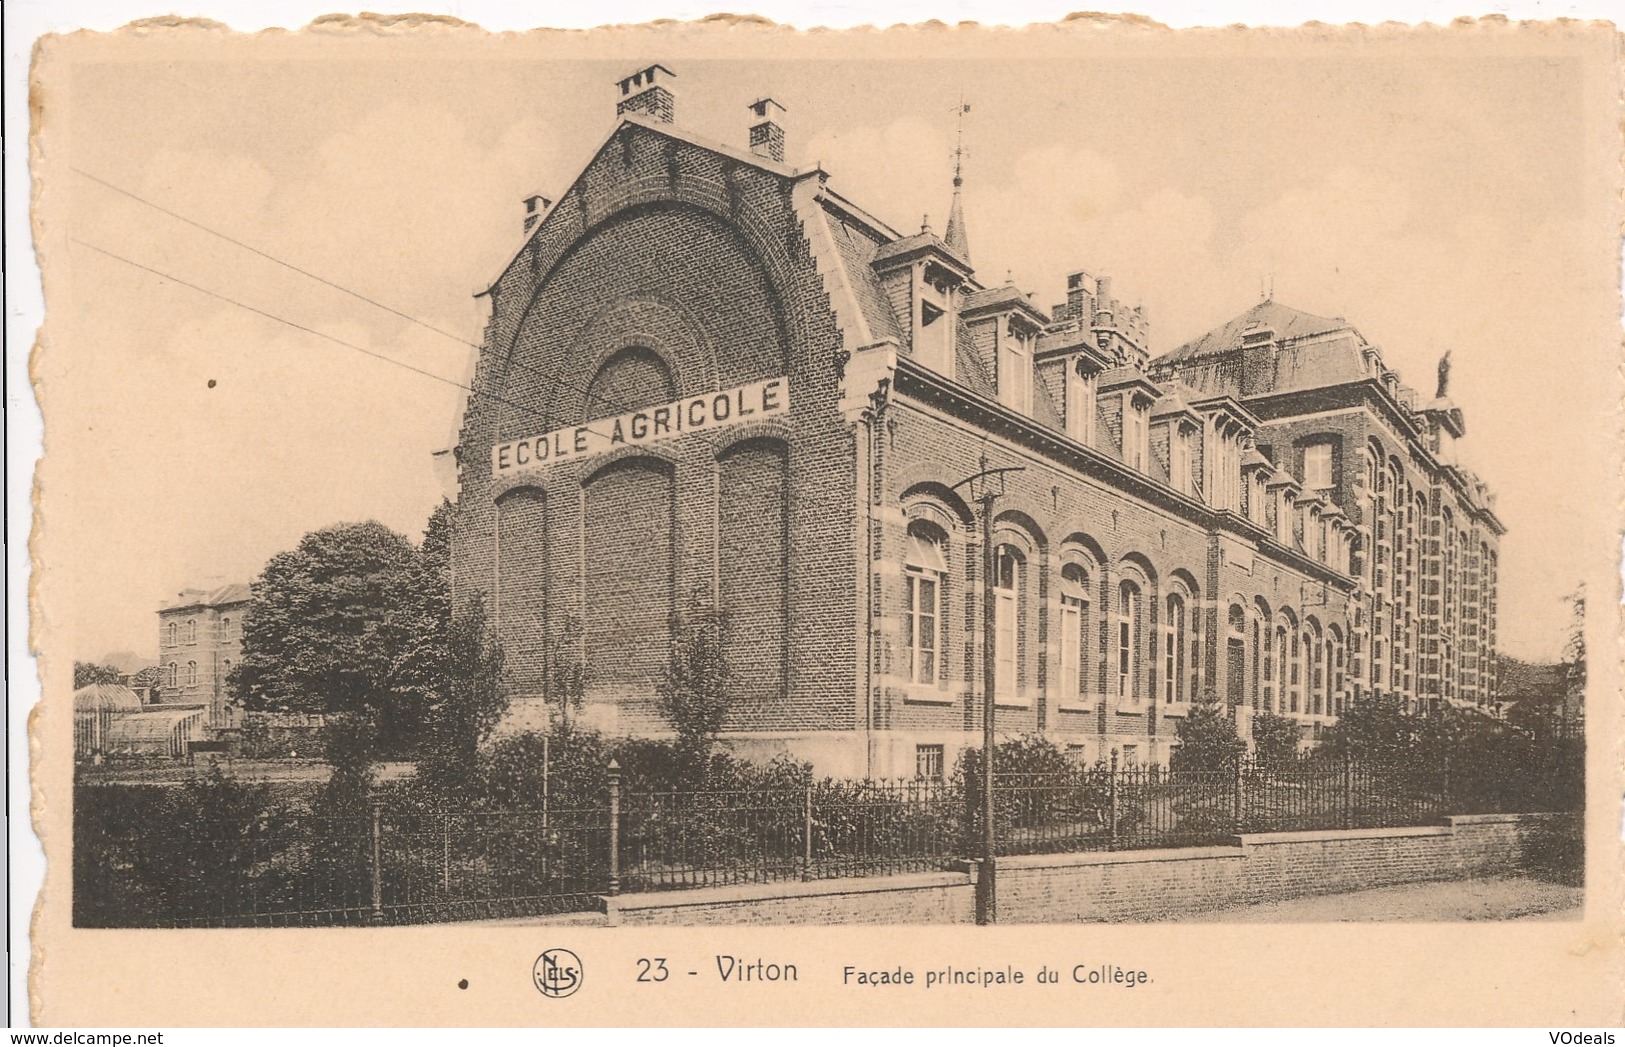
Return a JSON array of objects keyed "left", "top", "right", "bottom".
[
  {"left": 156, "top": 583, "right": 250, "bottom": 729},
  {"left": 450, "top": 67, "right": 1502, "bottom": 777}
]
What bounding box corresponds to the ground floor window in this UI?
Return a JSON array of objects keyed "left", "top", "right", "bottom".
[{"left": 915, "top": 744, "right": 945, "bottom": 780}]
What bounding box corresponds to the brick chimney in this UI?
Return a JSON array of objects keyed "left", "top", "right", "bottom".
[
  {"left": 747, "top": 97, "right": 787, "bottom": 163},
  {"left": 616, "top": 64, "right": 677, "bottom": 123},
  {"left": 523, "top": 194, "right": 552, "bottom": 234}
]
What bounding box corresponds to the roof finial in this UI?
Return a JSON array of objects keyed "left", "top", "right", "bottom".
[
  {"left": 921, "top": 213, "right": 932, "bottom": 234},
  {"left": 944, "top": 98, "right": 971, "bottom": 262}
]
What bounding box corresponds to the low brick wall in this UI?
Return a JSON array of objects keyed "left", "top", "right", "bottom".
[
  {"left": 606, "top": 870, "right": 975, "bottom": 926},
  {"left": 588, "top": 814, "right": 1552, "bottom": 925},
  {"left": 998, "top": 813, "right": 1540, "bottom": 923}
]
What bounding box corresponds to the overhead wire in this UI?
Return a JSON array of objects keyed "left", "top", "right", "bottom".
[
  {"left": 69, "top": 166, "right": 638, "bottom": 424},
  {"left": 69, "top": 238, "right": 626, "bottom": 444}
]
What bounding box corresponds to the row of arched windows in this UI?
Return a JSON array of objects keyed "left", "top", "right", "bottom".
[
  {"left": 900, "top": 513, "right": 1348, "bottom": 716},
  {"left": 165, "top": 619, "right": 198, "bottom": 646}
]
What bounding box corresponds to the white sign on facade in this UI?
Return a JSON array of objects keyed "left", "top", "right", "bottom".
[{"left": 491, "top": 376, "right": 789, "bottom": 477}]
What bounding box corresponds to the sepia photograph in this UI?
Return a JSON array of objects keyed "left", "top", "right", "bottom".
[{"left": 21, "top": 12, "right": 1623, "bottom": 1027}]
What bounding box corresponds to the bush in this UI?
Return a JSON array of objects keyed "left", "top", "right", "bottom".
[
  {"left": 1171, "top": 693, "right": 1246, "bottom": 771},
  {"left": 1520, "top": 812, "right": 1583, "bottom": 886},
  {"left": 1250, "top": 711, "right": 1302, "bottom": 770}
]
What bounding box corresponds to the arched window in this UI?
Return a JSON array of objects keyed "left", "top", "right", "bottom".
[
  {"left": 994, "top": 545, "right": 1023, "bottom": 700},
  {"left": 1289, "top": 630, "right": 1303, "bottom": 712},
  {"left": 1163, "top": 591, "right": 1187, "bottom": 705},
  {"left": 1250, "top": 613, "right": 1263, "bottom": 708},
  {"left": 1116, "top": 579, "right": 1142, "bottom": 702},
  {"left": 1331, "top": 635, "right": 1346, "bottom": 715},
  {"left": 1264, "top": 622, "right": 1279, "bottom": 712},
  {"left": 1306, "top": 624, "right": 1319, "bottom": 715},
  {"left": 1059, "top": 562, "right": 1092, "bottom": 704},
  {"left": 186, "top": 619, "right": 196, "bottom": 644},
  {"left": 167, "top": 622, "right": 177, "bottom": 647},
  {"left": 1226, "top": 604, "right": 1248, "bottom": 706},
  {"left": 166, "top": 662, "right": 177, "bottom": 689},
  {"left": 904, "top": 522, "right": 947, "bottom": 686},
  {"left": 185, "top": 661, "right": 197, "bottom": 687}
]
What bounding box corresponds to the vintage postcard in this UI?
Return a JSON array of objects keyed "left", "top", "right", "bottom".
[{"left": 24, "top": 15, "right": 1624, "bottom": 1027}]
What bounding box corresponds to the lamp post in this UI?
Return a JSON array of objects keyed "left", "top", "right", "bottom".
[{"left": 952, "top": 456, "right": 1024, "bottom": 926}]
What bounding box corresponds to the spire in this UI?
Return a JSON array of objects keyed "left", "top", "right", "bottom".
[{"left": 943, "top": 100, "right": 971, "bottom": 262}]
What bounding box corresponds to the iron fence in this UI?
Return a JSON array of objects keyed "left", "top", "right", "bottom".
[{"left": 74, "top": 752, "right": 1547, "bottom": 928}]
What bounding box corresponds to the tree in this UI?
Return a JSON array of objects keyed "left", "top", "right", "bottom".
[
  {"left": 656, "top": 595, "right": 734, "bottom": 765},
  {"left": 1170, "top": 691, "right": 1246, "bottom": 771},
  {"left": 1249, "top": 710, "right": 1302, "bottom": 770},
  {"left": 230, "top": 520, "right": 421, "bottom": 741},
  {"left": 1322, "top": 692, "right": 1424, "bottom": 763},
  {"left": 415, "top": 593, "right": 508, "bottom": 793},
  {"left": 74, "top": 661, "right": 124, "bottom": 689},
  {"left": 1560, "top": 585, "right": 1585, "bottom": 739}
]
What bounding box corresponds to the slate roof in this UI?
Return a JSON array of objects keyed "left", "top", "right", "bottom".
[
  {"left": 160, "top": 583, "right": 251, "bottom": 613},
  {"left": 1157, "top": 300, "right": 1351, "bottom": 365}
]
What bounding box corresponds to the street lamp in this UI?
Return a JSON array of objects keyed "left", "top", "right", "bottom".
[{"left": 951, "top": 454, "right": 1024, "bottom": 926}]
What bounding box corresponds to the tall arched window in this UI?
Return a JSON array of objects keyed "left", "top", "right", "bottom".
[
  {"left": 994, "top": 545, "right": 1023, "bottom": 700},
  {"left": 166, "top": 662, "right": 177, "bottom": 689},
  {"left": 904, "top": 522, "right": 947, "bottom": 686},
  {"left": 1059, "top": 562, "right": 1092, "bottom": 704},
  {"left": 1302, "top": 625, "right": 1320, "bottom": 714},
  {"left": 1163, "top": 590, "right": 1187, "bottom": 704},
  {"left": 1250, "top": 613, "right": 1263, "bottom": 708},
  {"left": 1264, "top": 622, "right": 1279, "bottom": 712},
  {"left": 185, "top": 661, "right": 197, "bottom": 687},
  {"left": 1226, "top": 604, "right": 1248, "bottom": 706},
  {"left": 1331, "top": 633, "right": 1346, "bottom": 715},
  {"left": 167, "top": 622, "right": 177, "bottom": 647},
  {"left": 1116, "top": 579, "right": 1142, "bottom": 702},
  {"left": 186, "top": 619, "right": 196, "bottom": 644},
  {"left": 1289, "top": 629, "right": 1303, "bottom": 712}
]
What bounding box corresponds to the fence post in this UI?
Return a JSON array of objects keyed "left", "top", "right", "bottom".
[
  {"left": 802, "top": 780, "right": 814, "bottom": 881},
  {"left": 1341, "top": 750, "right": 1353, "bottom": 831},
  {"left": 1440, "top": 749, "right": 1451, "bottom": 814},
  {"left": 1231, "top": 757, "right": 1245, "bottom": 832},
  {"left": 1108, "top": 749, "right": 1120, "bottom": 850},
  {"left": 368, "top": 799, "right": 384, "bottom": 924},
  {"left": 607, "top": 758, "right": 621, "bottom": 897}
]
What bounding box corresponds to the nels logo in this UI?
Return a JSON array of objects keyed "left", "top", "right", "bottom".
[{"left": 533, "top": 948, "right": 583, "bottom": 999}]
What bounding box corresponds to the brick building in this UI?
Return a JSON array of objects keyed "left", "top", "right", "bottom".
[
  {"left": 450, "top": 66, "right": 1503, "bottom": 777},
  {"left": 156, "top": 582, "right": 250, "bottom": 729}
]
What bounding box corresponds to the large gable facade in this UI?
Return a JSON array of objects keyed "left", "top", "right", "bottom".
[{"left": 450, "top": 68, "right": 1502, "bottom": 777}]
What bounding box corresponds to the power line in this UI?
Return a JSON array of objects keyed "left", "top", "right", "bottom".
[
  {"left": 69, "top": 237, "right": 621, "bottom": 442},
  {"left": 71, "top": 165, "right": 636, "bottom": 424},
  {"left": 73, "top": 166, "right": 481, "bottom": 351}
]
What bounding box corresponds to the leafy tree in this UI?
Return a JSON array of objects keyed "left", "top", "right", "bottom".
[
  {"left": 656, "top": 594, "right": 734, "bottom": 765},
  {"left": 1322, "top": 692, "right": 1425, "bottom": 763},
  {"left": 414, "top": 593, "right": 508, "bottom": 794},
  {"left": 381, "top": 500, "right": 455, "bottom": 751},
  {"left": 1249, "top": 710, "right": 1302, "bottom": 770},
  {"left": 1170, "top": 691, "right": 1246, "bottom": 771},
  {"left": 230, "top": 520, "right": 423, "bottom": 748},
  {"left": 1560, "top": 585, "right": 1585, "bottom": 739},
  {"left": 74, "top": 661, "right": 124, "bottom": 689}
]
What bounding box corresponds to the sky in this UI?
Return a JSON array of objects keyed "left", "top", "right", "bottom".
[{"left": 32, "top": 27, "right": 1618, "bottom": 668}]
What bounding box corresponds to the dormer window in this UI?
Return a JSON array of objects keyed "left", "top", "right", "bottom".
[
  {"left": 1303, "top": 441, "right": 1334, "bottom": 491},
  {"left": 1066, "top": 363, "right": 1097, "bottom": 445},
  {"left": 1123, "top": 402, "right": 1148, "bottom": 471},
  {"left": 999, "top": 321, "right": 1032, "bottom": 413},
  {"left": 1170, "top": 426, "right": 1189, "bottom": 494}
]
